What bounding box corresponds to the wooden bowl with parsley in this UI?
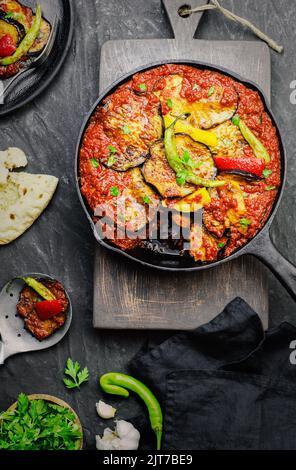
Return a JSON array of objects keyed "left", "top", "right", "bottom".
[{"left": 0, "top": 393, "right": 83, "bottom": 450}]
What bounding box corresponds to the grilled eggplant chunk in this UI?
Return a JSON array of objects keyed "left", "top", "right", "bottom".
[
  {"left": 209, "top": 121, "right": 247, "bottom": 158},
  {"left": 143, "top": 134, "right": 216, "bottom": 198},
  {"left": 29, "top": 17, "right": 51, "bottom": 55},
  {"left": 0, "top": 12, "right": 25, "bottom": 45},
  {"left": 92, "top": 87, "right": 163, "bottom": 172},
  {"left": 117, "top": 167, "right": 159, "bottom": 233},
  {"left": 155, "top": 73, "right": 238, "bottom": 130}
]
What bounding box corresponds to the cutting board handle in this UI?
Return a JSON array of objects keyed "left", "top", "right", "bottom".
[{"left": 162, "top": 0, "right": 209, "bottom": 40}]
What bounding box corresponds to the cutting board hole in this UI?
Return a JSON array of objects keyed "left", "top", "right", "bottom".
[
  {"left": 178, "top": 4, "right": 192, "bottom": 18},
  {"left": 17, "top": 333, "right": 21, "bottom": 337},
  {"left": 10, "top": 293, "right": 13, "bottom": 297},
  {"left": 5, "top": 315, "right": 8, "bottom": 319}
]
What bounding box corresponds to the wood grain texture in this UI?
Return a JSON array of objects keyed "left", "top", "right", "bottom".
[{"left": 93, "top": 0, "right": 271, "bottom": 330}]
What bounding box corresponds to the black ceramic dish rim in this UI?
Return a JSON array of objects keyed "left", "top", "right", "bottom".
[
  {"left": 0, "top": 0, "right": 74, "bottom": 117},
  {"left": 74, "top": 59, "right": 287, "bottom": 273}
]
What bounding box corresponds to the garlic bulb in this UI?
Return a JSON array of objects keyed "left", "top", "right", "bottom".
[{"left": 96, "top": 420, "right": 140, "bottom": 450}]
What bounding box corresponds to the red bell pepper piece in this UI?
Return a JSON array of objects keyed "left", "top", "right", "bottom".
[
  {"left": 0, "top": 34, "right": 17, "bottom": 58},
  {"left": 214, "top": 156, "right": 265, "bottom": 178},
  {"left": 35, "top": 299, "right": 63, "bottom": 320}
]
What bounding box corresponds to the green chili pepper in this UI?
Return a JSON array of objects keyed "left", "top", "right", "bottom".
[
  {"left": 232, "top": 116, "right": 270, "bottom": 164},
  {"left": 100, "top": 373, "right": 163, "bottom": 450},
  {"left": 0, "top": 4, "right": 42, "bottom": 66},
  {"left": 164, "top": 114, "right": 225, "bottom": 188},
  {"left": 18, "top": 277, "right": 56, "bottom": 300}
]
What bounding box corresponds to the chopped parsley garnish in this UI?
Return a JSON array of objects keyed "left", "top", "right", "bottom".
[
  {"left": 181, "top": 150, "right": 201, "bottom": 169},
  {"left": 122, "top": 125, "right": 131, "bottom": 135},
  {"left": 110, "top": 186, "right": 120, "bottom": 197},
  {"left": 242, "top": 192, "right": 249, "bottom": 198},
  {"left": 240, "top": 218, "right": 252, "bottom": 227},
  {"left": 108, "top": 145, "right": 117, "bottom": 154},
  {"left": 265, "top": 185, "right": 276, "bottom": 191},
  {"left": 262, "top": 169, "right": 272, "bottom": 178},
  {"left": 208, "top": 86, "right": 215, "bottom": 97},
  {"left": 192, "top": 83, "right": 200, "bottom": 91},
  {"left": 232, "top": 115, "right": 241, "bottom": 126},
  {"left": 182, "top": 150, "right": 191, "bottom": 164},
  {"left": 176, "top": 170, "right": 188, "bottom": 186},
  {"left": 107, "top": 155, "right": 117, "bottom": 167},
  {"left": 139, "top": 83, "right": 147, "bottom": 92},
  {"left": 143, "top": 195, "right": 151, "bottom": 204},
  {"left": 63, "top": 358, "right": 89, "bottom": 390},
  {"left": 4, "top": 11, "right": 14, "bottom": 19},
  {"left": 90, "top": 158, "right": 99, "bottom": 168},
  {"left": 15, "top": 13, "right": 24, "bottom": 21},
  {"left": 167, "top": 98, "right": 173, "bottom": 109},
  {"left": 218, "top": 242, "right": 226, "bottom": 249}
]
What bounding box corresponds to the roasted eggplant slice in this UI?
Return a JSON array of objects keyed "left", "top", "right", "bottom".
[
  {"left": 155, "top": 73, "right": 239, "bottom": 130},
  {"left": 209, "top": 121, "right": 247, "bottom": 158},
  {"left": 118, "top": 168, "right": 160, "bottom": 232},
  {"left": 220, "top": 169, "right": 261, "bottom": 181},
  {"left": 0, "top": 1, "right": 32, "bottom": 31},
  {"left": 0, "top": 12, "right": 25, "bottom": 45},
  {"left": 29, "top": 17, "right": 51, "bottom": 55},
  {"left": 90, "top": 87, "right": 163, "bottom": 172},
  {"left": 143, "top": 140, "right": 194, "bottom": 198},
  {"left": 143, "top": 134, "right": 216, "bottom": 198}
]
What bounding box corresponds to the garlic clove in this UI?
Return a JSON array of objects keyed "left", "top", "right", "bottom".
[{"left": 96, "top": 400, "right": 117, "bottom": 419}]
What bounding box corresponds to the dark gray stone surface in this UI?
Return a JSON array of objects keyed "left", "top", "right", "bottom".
[{"left": 0, "top": 0, "right": 295, "bottom": 450}]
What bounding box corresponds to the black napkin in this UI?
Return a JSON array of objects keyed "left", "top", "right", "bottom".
[{"left": 130, "top": 298, "right": 296, "bottom": 450}]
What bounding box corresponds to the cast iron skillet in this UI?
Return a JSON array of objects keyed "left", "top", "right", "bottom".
[
  {"left": 0, "top": 0, "right": 73, "bottom": 116},
  {"left": 75, "top": 60, "right": 296, "bottom": 301}
]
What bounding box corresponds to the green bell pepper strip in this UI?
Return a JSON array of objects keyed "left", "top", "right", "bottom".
[
  {"left": 232, "top": 115, "right": 270, "bottom": 164},
  {"left": 17, "top": 277, "right": 56, "bottom": 301},
  {"left": 164, "top": 114, "right": 225, "bottom": 188},
  {"left": 100, "top": 373, "right": 163, "bottom": 450},
  {"left": 0, "top": 4, "right": 42, "bottom": 66}
]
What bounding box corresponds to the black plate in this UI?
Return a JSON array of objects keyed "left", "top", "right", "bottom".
[{"left": 0, "top": 0, "right": 74, "bottom": 116}]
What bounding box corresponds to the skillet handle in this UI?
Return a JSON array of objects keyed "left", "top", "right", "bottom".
[{"left": 248, "top": 230, "right": 296, "bottom": 301}]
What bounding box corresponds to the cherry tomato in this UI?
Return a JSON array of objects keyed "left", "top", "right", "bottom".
[
  {"left": 35, "top": 300, "right": 63, "bottom": 320},
  {"left": 0, "top": 34, "right": 17, "bottom": 58}
]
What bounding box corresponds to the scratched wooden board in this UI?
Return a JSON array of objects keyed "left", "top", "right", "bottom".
[{"left": 93, "top": 0, "right": 270, "bottom": 330}]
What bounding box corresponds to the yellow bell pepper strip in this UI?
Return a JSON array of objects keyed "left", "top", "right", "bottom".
[
  {"left": 164, "top": 114, "right": 225, "bottom": 188},
  {"left": 100, "top": 373, "right": 163, "bottom": 451},
  {"left": 17, "top": 276, "right": 56, "bottom": 300},
  {"left": 163, "top": 114, "right": 218, "bottom": 147},
  {"left": 232, "top": 115, "right": 270, "bottom": 164},
  {"left": 173, "top": 188, "right": 211, "bottom": 213},
  {"left": 0, "top": 3, "right": 42, "bottom": 66}
]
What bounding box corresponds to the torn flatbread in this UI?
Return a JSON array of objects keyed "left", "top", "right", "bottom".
[{"left": 0, "top": 172, "right": 58, "bottom": 245}]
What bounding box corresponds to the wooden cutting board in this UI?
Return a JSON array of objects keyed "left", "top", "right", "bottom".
[{"left": 93, "top": 0, "right": 270, "bottom": 330}]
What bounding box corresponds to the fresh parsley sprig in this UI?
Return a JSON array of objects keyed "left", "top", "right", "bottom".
[{"left": 63, "top": 358, "right": 89, "bottom": 390}]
